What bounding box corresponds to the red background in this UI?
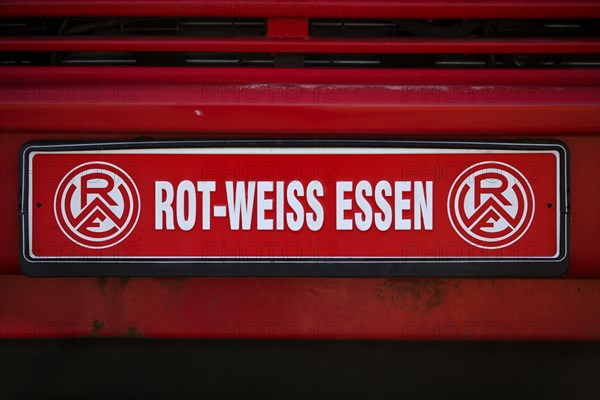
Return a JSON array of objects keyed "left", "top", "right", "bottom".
[{"left": 30, "top": 151, "right": 559, "bottom": 260}]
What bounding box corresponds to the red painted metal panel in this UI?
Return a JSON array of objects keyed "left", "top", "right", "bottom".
[
  {"left": 267, "top": 18, "right": 308, "bottom": 38},
  {"left": 0, "top": 275, "right": 598, "bottom": 340},
  {"left": 2, "top": 66, "right": 597, "bottom": 86},
  {"left": 1, "top": 61, "right": 599, "bottom": 340},
  {"left": 1, "top": 68, "right": 599, "bottom": 134},
  {"left": 1, "top": 0, "right": 599, "bottom": 19},
  {"left": 2, "top": 37, "right": 598, "bottom": 54}
]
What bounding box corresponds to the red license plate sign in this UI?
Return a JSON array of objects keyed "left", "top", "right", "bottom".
[{"left": 20, "top": 141, "right": 568, "bottom": 276}]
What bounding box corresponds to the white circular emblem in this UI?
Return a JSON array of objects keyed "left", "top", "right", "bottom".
[
  {"left": 54, "top": 161, "right": 140, "bottom": 249},
  {"left": 447, "top": 161, "right": 535, "bottom": 249}
]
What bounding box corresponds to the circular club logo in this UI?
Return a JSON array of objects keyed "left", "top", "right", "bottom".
[
  {"left": 54, "top": 162, "right": 140, "bottom": 249},
  {"left": 448, "top": 161, "right": 534, "bottom": 249}
]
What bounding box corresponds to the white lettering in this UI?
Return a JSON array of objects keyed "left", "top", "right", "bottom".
[
  {"left": 354, "top": 180, "right": 373, "bottom": 231},
  {"left": 414, "top": 181, "right": 433, "bottom": 230},
  {"left": 336, "top": 181, "right": 353, "bottom": 230},
  {"left": 226, "top": 181, "right": 256, "bottom": 230},
  {"left": 176, "top": 180, "right": 196, "bottom": 231},
  {"left": 395, "top": 181, "right": 411, "bottom": 230},
  {"left": 286, "top": 181, "right": 304, "bottom": 231},
  {"left": 306, "top": 180, "right": 324, "bottom": 231},
  {"left": 257, "top": 181, "right": 274, "bottom": 230},
  {"left": 197, "top": 181, "right": 216, "bottom": 230},
  {"left": 155, "top": 181, "right": 174, "bottom": 230},
  {"left": 374, "top": 181, "right": 392, "bottom": 231}
]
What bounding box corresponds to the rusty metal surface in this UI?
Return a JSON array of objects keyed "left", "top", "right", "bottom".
[{"left": 1, "top": 275, "right": 599, "bottom": 339}]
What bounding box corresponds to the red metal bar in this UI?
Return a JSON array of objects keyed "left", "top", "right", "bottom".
[
  {"left": 2, "top": 37, "right": 599, "bottom": 54},
  {"left": 268, "top": 18, "right": 308, "bottom": 38},
  {"left": 0, "top": 0, "right": 599, "bottom": 19},
  {"left": 0, "top": 275, "right": 598, "bottom": 340},
  {"left": 2, "top": 66, "right": 598, "bottom": 86},
  {"left": 2, "top": 92, "right": 598, "bottom": 134},
  {"left": 1, "top": 68, "right": 599, "bottom": 135}
]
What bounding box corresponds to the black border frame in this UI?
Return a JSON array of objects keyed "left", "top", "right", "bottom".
[{"left": 20, "top": 139, "right": 569, "bottom": 277}]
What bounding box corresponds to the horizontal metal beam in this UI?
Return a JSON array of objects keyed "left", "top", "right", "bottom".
[
  {"left": 1, "top": 275, "right": 598, "bottom": 339},
  {"left": 1, "top": 0, "right": 599, "bottom": 18},
  {"left": 2, "top": 66, "right": 599, "bottom": 85},
  {"left": 2, "top": 37, "right": 599, "bottom": 54},
  {"left": 1, "top": 68, "right": 599, "bottom": 135}
]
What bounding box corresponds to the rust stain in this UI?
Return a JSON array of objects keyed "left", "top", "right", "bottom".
[
  {"left": 164, "top": 298, "right": 180, "bottom": 313},
  {"left": 81, "top": 320, "right": 105, "bottom": 338},
  {"left": 96, "top": 277, "right": 108, "bottom": 297},
  {"left": 119, "top": 326, "right": 144, "bottom": 338},
  {"left": 155, "top": 278, "right": 187, "bottom": 312},
  {"left": 155, "top": 277, "right": 187, "bottom": 291},
  {"left": 119, "top": 277, "right": 130, "bottom": 289},
  {"left": 91, "top": 319, "right": 104, "bottom": 336},
  {"left": 375, "top": 279, "right": 451, "bottom": 312}
]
